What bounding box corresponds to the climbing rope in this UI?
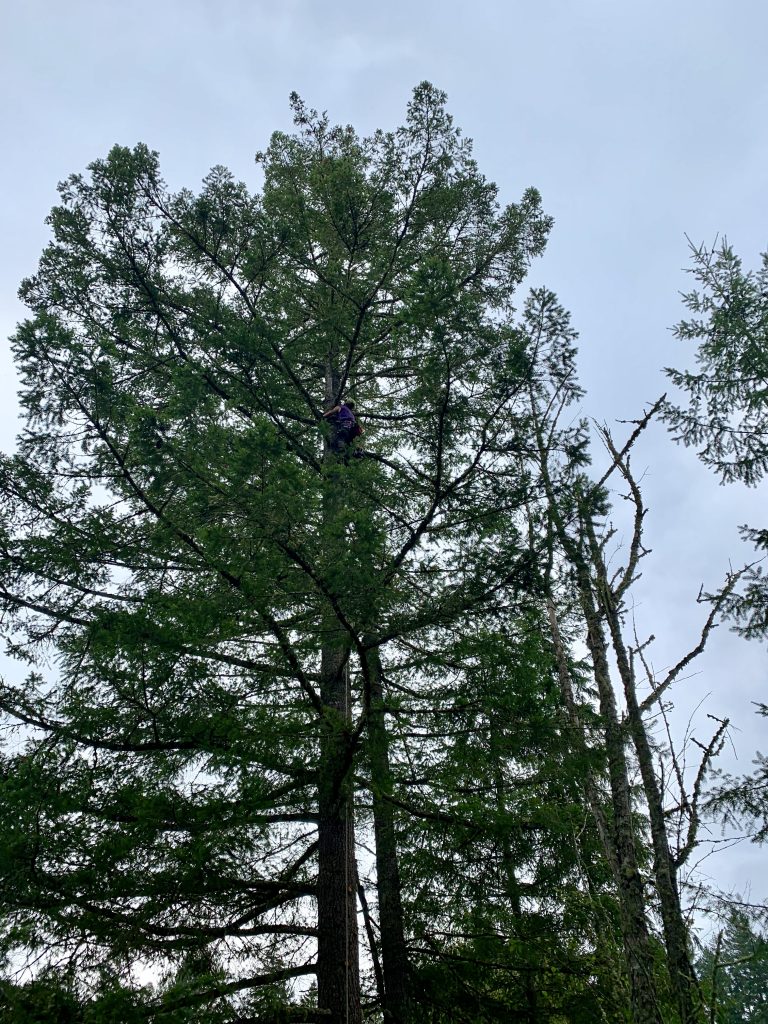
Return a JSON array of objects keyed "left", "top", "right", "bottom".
[{"left": 344, "top": 654, "right": 350, "bottom": 1024}]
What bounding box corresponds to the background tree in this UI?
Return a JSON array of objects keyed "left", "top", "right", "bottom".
[
  {"left": 520, "top": 287, "right": 745, "bottom": 1023},
  {"left": 705, "top": 701, "right": 768, "bottom": 870},
  {"left": 386, "top": 620, "right": 630, "bottom": 1023},
  {"left": 665, "top": 239, "right": 768, "bottom": 639},
  {"left": 665, "top": 239, "right": 768, "bottom": 991},
  {"left": 697, "top": 909, "right": 768, "bottom": 1023}
]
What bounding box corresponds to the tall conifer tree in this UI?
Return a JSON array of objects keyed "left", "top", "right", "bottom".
[{"left": 0, "top": 85, "right": 552, "bottom": 1021}]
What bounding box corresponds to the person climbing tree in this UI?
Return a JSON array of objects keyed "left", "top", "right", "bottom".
[{"left": 323, "top": 400, "right": 362, "bottom": 456}]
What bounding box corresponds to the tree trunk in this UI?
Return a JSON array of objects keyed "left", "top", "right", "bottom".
[
  {"left": 546, "top": 597, "right": 618, "bottom": 877},
  {"left": 489, "top": 719, "right": 538, "bottom": 1023},
  {"left": 364, "top": 642, "right": 412, "bottom": 1023},
  {"left": 577, "top": 572, "right": 664, "bottom": 1024},
  {"left": 316, "top": 361, "right": 362, "bottom": 1024},
  {"left": 537, "top": 501, "right": 662, "bottom": 1020},
  {"left": 586, "top": 524, "right": 703, "bottom": 1024},
  {"left": 316, "top": 633, "right": 361, "bottom": 1023},
  {"left": 626, "top": 668, "right": 703, "bottom": 1024},
  {"left": 530, "top": 376, "right": 667, "bottom": 1022}
]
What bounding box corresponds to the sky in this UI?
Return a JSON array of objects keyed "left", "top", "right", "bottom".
[{"left": 1, "top": 0, "right": 766, "bottom": 919}]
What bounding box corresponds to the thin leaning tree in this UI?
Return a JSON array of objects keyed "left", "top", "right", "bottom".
[
  {"left": 520, "top": 287, "right": 740, "bottom": 1024},
  {"left": 0, "top": 85, "right": 551, "bottom": 1022}
]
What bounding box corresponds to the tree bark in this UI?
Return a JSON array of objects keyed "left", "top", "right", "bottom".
[
  {"left": 546, "top": 596, "right": 618, "bottom": 878},
  {"left": 577, "top": 571, "right": 664, "bottom": 1024},
  {"left": 585, "top": 522, "right": 704, "bottom": 1024},
  {"left": 316, "top": 634, "right": 361, "bottom": 1024},
  {"left": 364, "top": 642, "right": 412, "bottom": 1023},
  {"left": 530, "top": 405, "right": 663, "bottom": 1023},
  {"left": 316, "top": 361, "right": 362, "bottom": 1024}
]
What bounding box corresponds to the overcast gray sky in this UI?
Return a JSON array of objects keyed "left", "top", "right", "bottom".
[{"left": 1, "top": 0, "right": 766, "bottom": 916}]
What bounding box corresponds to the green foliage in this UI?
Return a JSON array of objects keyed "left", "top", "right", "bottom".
[
  {"left": 0, "top": 83, "right": 576, "bottom": 1019},
  {"left": 697, "top": 910, "right": 768, "bottom": 1023},
  {"left": 411, "top": 928, "right": 629, "bottom": 1023},
  {"left": 377, "top": 610, "right": 628, "bottom": 1021},
  {"left": 2, "top": 79, "right": 703, "bottom": 1023},
  {"left": 706, "top": 702, "right": 768, "bottom": 845},
  {"left": 665, "top": 240, "right": 768, "bottom": 486},
  {"left": 0, "top": 970, "right": 150, "bottom": 1024},
  {"left": 665, "top": 239, "right": 768, "bottom": 638}
]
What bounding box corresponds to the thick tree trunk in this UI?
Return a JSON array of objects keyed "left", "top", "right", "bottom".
[
  {"left": 364, "top": 642, "right": 412, "bottom": 1023},
  {"left": 316, "top": 361, "right": 362, "bottom": 1024},
  {"left": 317, "top": 639, "right": 361, "bottom": 1023}
]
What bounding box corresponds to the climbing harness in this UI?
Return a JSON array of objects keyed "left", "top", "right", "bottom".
[{"left": 324, "top": 402, "right": 362, "bottom": 456}]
